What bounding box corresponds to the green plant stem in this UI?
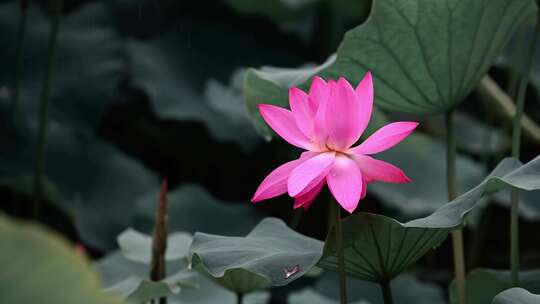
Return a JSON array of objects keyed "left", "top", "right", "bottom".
[
  {"left": 509, "top": 20, "right": 539, "bottom": 287},
  {"left": 12, "top": 0, "right": 28, "bottom": 123},
  {"left": 447, "top": 111, "right": 466, "bottom": 304},
  {"left": 509, "top": 63, "right": 528, "bottom": 287},
  {"left": 332, "top": 202, "right": 348, "bottom": 304},
  {"left": 510, "top": 189, "right": 520, "bottom": 286},
  {"left": 33, "top": 0, "right": 62, "bottom": 217},
  {"left": 236, "top": 293, "right": 243, "bottom": 304},
  {"left": 381, "top": 281, "right": 394, "bottom": 304}
]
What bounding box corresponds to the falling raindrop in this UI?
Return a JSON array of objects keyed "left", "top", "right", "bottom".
[{"left": 283, "top": 264, "right": 300, "bottom": 279}]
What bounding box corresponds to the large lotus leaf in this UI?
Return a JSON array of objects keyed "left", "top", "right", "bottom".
[
  {"left": 97, "top": 251, "right": 269, "bottom": 304},
  {"left": 118, "top": 228, "right": 192, "bottom": 264},
  {"left": 133, "top": 184, "right": 264, "bottom": 237},
  {"left": 449, "top": 269, "right": 540, "bottom": 304},
  {"left": 320, "top": 155, "right": 540, "bottom": 282},
  {"left": 492, "top": 288, "right": 540, "bottom": 304},
  {"left": 318, "top": 212, "right": 450, "bottom": 282},
  {"left": 0, "top": 214, "right": 123, "bottom": 304},
  {"left": 188, "top": 217, "right": 324, "bottom": 293},
  {"left": 244, "top": 0, "right": 537, "bottom": 116},
  {"left": 321, "top": 0, "right": 537, "bottom": 114},
  {"left": 0, "top": 1, "right": 123, "bottom": 129},
  {"left": 289, "top": 273, "right": 444, "bottom": 304}
]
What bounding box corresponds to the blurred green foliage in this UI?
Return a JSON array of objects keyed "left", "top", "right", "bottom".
[{"left": 1, "top": 0, "right": 540, "bottom": 303}]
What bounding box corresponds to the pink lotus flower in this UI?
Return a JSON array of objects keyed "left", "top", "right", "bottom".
[{"left": 251, "top": 72, "right": 418, "bottom": 213}]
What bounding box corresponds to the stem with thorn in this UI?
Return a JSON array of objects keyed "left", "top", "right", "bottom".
[{"left": 150, "top": 179, "right": 168, "bottom": 304}]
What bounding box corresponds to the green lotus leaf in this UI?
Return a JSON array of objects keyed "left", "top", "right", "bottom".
[
  {"left": 322, "top": 0, "right": 537, "bottom": 114},
  {"left": 0, "top": 214, "right": 123, "bottom": 304},
  {"left": 449, "top": 269, "right": 540, "bottom": 304},
  {"left": 319, "top": 212, "right": 450, "bottom": 282},
  {"left": 188, "top": 217, "right": 324, "bottom": 294},
  {"left": 244, "top": 0, "right": 537, "bottom": 117},
  {"left": 97, "top": 250, "right": 269, "bottom": 303},
  {"left": 492, "top": 288, "right": 540, "bottom": 304},
  {"left": 320, "top": 155, "right": 540, "bottom": 282}
]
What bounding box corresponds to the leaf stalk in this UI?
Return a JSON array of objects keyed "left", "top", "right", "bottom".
[
  {"left": 33, "top": 0, "right": 62, "bottom": 217},
  {"left": 446, "top": 110, "right": 466, "bottom": 304},
  {"left": 333, "top": 202, "right": 348, "bottom": 304},
  {"left": 509, "top": 21, "right": 539, "bottom": 286},
  {"left": 381, "top": 280, "right": 394, "bottom": 304}
]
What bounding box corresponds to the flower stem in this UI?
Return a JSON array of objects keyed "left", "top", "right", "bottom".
[
  {"left": 509, "top": 22, "right": 538, "bottom": 287},
  {"left": 12, "top": 0, "right": 29, "bottom": 124},
  {"left": 332, "top": 202, "right": 348, "bottom": 304},
  {"left": 33, "top": 0, "right": 62, "bottom": 217},
  {"left": 380, "top": 281, "right": 394, "bottom": 304},
  {"left": 446, "top": 110, "right": 466, "bottom": 304}
]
